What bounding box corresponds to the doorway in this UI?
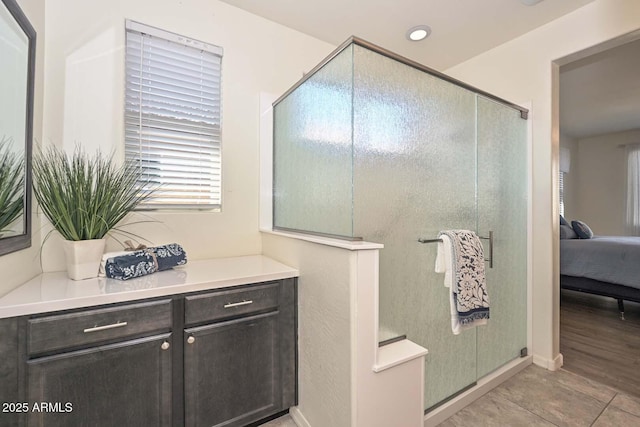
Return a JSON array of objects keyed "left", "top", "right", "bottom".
[{"left": 554, "top": 31, "right": 640, "bottom": 397}]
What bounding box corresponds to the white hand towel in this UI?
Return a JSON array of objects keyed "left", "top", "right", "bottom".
[{"left": 98, "top": 251, "right": 130, "bottom": 277}]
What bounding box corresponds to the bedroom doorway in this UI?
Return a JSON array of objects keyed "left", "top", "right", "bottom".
[{"left": 555, "top": 31, "right": 640, "bottom": 398}]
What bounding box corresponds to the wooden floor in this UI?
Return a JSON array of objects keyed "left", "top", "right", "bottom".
[{"left": 560, "top": 289, "right": 640, "bottom": 398}]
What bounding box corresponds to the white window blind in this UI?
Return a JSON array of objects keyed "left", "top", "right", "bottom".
[
  {"left": 559, "top": 171, "right": 565, "bottom": 217},
  {"left": 626, "top": 144, "right": 640, "bottom": 235},
  {"left": 125, "top": 20, "right": 223, "bottom": 209}
]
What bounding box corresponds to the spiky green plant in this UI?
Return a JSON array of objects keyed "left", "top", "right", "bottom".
[
  {"left": 32, "top": 146, "right": 156, "bottom": 241},
  {"left": 0, "top": 137, "right": 25, "bottom": 237}
]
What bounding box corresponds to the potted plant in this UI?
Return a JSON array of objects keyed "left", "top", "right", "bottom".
[
  {"left": 32, "top": 146, "right": 156, "bottom": 280},
  {"left": 0, "top": 137, "right": 24, "bottom": 237}
]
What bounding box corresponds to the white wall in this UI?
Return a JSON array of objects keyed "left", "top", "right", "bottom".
[
  {"left": 446, "top": 0, "right": 640, "bottom": 368},
  {"left": 262, "top": 233, "right": 354, "bottom": 427},
  {"left": 0, "top": 0, "right": 44, "bottom": 297},
  {"left": 262, "top": 233, "right": 427, "bottom": 427},
  {"left": 39, "top": 0, "right": 334, "bottom": 272},
  {"left": 571, "top": 129, "right": 640, "bottom": 235}
]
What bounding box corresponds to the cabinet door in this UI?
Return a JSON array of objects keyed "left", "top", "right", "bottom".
[
  {"left": 0, "top": 317, "right": 20, "bottom": 427},
  {"left": 26, "top": 334, "right": 172, "bottom": 427},
  {"left": 184, "top": 312, "right": 280, "bottom": 427}
]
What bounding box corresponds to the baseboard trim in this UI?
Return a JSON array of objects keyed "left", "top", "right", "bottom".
[
  {"left": 551, "top": 353, "right": 564, "bottom": 371},
  {"left": 424, "top": 356, "right": 533, "bottom": 427},
  {"left": 533, "top": 352, "right": 563, "bottom": 371},
  {"left": 289, "top": 406, "right": 311, "bottom": 427}
]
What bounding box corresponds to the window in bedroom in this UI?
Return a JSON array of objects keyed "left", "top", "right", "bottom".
[
  {"left": 559, "top": 170, "right": 565, "bottom": 217},
  {"left": 559, "top": 146, "right": 570, "bottom": 218},
  {"left": 125, "top": 20, "right": 223, "bottom": 209},
  {"left": 626, "top": 143, "right": 640, "bottom": 235}
]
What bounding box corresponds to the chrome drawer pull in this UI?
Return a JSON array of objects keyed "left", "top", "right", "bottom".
[
  {"left": 83, "top": 321, "right": 128, "bottom": 333},
  {"left": 224, "top": 300, "right": 253, "bottom": 309}
]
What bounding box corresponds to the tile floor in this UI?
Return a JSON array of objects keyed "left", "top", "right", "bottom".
[
  {"left": 438, "top": 365, "right": 640, "bottom": 427},
  {"left": 263, "top": 364, "right": 640, "bottom": 426},
  {"left": 261, "top": 415, "right": 297, "bottom": 427}
]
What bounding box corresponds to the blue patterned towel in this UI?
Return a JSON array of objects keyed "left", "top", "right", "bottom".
[
  {"left": 435, "top": 230, "right": 489, "bottom": 334},
  {"left": 105, "top": 243, "right": 187, "bottom": 281}
]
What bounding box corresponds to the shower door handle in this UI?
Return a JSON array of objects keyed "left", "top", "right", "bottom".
[{"left": 479, "top": 231, "right": 493, "bottom": 269}]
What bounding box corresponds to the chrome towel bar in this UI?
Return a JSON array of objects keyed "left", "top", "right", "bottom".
[{"left": 418, "top": 231, "right": 494, "bottom": 268}]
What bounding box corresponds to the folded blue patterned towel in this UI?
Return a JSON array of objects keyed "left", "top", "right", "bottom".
[{"left": 105, "top": 243, "right": 187, "bottom": 281}]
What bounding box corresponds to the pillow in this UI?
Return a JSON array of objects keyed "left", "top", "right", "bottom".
[
  {"left": 560, "top": 224, "right": 578, "bottom": 239},
  {"left": 560, "top": 215, "right": 569, "bottom": 226},
  {"left": 571, "top": 220, "right": 594, "bottom": 239}
]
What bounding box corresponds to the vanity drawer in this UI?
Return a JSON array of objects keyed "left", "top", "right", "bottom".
[
  {"left": 185, "top": 281, "right": 280, "bottom": 325},
  {"left": 28, "top": 299, "right": 172, "bottom": 355}
]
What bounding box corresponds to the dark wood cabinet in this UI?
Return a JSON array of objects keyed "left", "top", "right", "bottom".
[
  {"left": 26, "top": 334, "right": 173, "bottom": 427},
  {"left": 1, "top": 278, "right": 297, "bottom": 427},
  {"left": 0, "top": 317, "right": 20, "bottom": 427},
  {"left": 183, "top": 278, "right": 297, "bottom": 427},
  {"left": 185, "top": 312, "right": 280, "bottom": 427}
]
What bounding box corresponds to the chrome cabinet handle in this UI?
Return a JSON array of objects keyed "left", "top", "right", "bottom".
[
  {"left": 224, "top": 300, "right": 253, "bottom": 309},
  {"left": 187, "top": 336, "right": 195, "bottom": 344},
  {"left": 161, "top": 341, "right": 170, "bottom": 350},
  {"left": 83, "top": 321, "right": 128, "bottom": 333}
]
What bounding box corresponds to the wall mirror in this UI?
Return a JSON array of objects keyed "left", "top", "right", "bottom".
[{"left": 0, "top": 0, "right": 35, "bottom": 256}]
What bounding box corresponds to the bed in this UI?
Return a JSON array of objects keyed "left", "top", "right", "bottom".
[{"left": 560, "top": 235, "right": 640, "bottom": 319}]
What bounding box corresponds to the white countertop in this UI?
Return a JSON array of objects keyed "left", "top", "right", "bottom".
[{"left": 0, "top": 255, "right": 298, "bottom": 319}]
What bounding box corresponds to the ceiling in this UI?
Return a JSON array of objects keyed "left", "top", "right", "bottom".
[
  {"left": 220, "top": 0, "right": 596, "bottom": 70},
  {"left": 221, "top": 0, "right": 636, "bottom": 139},
  {"left": 560, "top": 39, "right": 640, "bottom": 139}
]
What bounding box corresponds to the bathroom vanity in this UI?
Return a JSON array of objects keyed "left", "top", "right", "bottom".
[{"left": 0, "top": 255, "right": 298, "bottom": 427}]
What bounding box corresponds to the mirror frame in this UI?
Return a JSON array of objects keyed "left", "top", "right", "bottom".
[{"left": 0, "top": 0, "right": 35, "bottom": 256}]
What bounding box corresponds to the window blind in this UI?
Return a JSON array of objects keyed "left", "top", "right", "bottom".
[
  {"left": 125, "top": 20, "right": 223, "bottom": 209},
  {"left": 559, "top": 171, "right": 565, "bottom": 217},
  {"left": 626, "top": 144, "right": 640, "bottom": 235}
]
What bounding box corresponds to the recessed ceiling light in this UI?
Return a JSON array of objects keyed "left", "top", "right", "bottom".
[
  {"left": 406, "top": 25, "right": 431, "bottom": 42},
  {"left": 521, "top": 0, "right": 544, "bottom": 5}
]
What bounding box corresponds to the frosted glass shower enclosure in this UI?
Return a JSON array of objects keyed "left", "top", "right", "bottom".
[{"left": 273, "top": 37, "right": 528, "bottom": 411}]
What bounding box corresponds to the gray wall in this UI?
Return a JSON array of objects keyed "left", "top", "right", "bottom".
[{"left": 562, "top": 128, "right": 640, "bottom": 236}]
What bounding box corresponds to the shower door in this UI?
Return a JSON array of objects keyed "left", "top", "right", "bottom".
[
  {"left": 476, "top": 97, "right": 528, "bottom": 378},
  {"left": 351, "top": 45, "right": 528, "bottom": 410}
]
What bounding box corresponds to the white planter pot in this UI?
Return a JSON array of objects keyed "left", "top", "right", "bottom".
[{"left": 62, "top": 238, "right": 106, "bottom": 280}]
